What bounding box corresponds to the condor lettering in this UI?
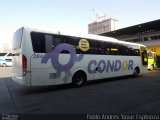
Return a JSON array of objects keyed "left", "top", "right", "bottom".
[{"left": 88, "top": 60, "right": 133, "bottom": 74}]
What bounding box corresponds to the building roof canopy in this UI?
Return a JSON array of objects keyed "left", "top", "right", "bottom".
[{"left": 101, "top": 19, "right": 160, "bottom": 38}]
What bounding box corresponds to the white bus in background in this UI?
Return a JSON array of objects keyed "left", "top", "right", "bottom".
[
  {"left": 12, "top": 27, "right": 148, "bottom": 87},
  {"left": 0, "top": 53, "right": 13, "bottom": 67}
]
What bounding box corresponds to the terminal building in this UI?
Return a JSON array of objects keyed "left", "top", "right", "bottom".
[
  {"left": 88, "top": 18, "right": 119, "bottom": 35},
  {"left": 100, "top": 19, "right": 160, "bottom": 56}
]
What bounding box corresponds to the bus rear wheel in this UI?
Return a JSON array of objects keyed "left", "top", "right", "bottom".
[{"left": 72, "top": 71, "right": 86, "bottom": 87}]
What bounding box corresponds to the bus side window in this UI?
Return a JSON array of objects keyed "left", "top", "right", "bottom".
[
  {"left": 0, "top": 53, "right": 7, "bottom": 56},
  {"left": 104, "top": 42, "right": 119, "bottom": 55},
  {"left": 104, "top": 42, "right": 113, "bottom": 55},
  {"left": 89, "top": 40, "right": 104, "bottom": 55},
  {"left": 129, "top": 48, "right": 134, "bottom": 56},
  {"left": 45, "top": 34, "right": 63, "bottom": 53},
  {"left": 45, "top": 35, "right": 54, "bottom": 53},
  {"left": 61, "top": 36, "right": 80, "bottom": 54},
  {"left": 117, "top": 44, "right": 127, "bottom": 55},
  {"left": 31, "top": 32, "right": 46, "bottom": 53},
  {"left": 31, "top": 32, "right": 61, "bottom": 53},
  {"left": 109, "top": 43, "right": 119, "bottom": 55},
  {"left": 7, "top": 53, "right": 13, "bottom": 56},
  {"left": 134, "top": 49, "right": 140, "bottom": 56}
]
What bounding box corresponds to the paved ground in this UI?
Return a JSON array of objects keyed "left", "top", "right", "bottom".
[{"left": 0, "top": 67, "right": 160, "bottom": 119}]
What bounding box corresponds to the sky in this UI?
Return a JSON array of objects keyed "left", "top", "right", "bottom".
[{"left": 0, "top": 0, "right": 160, "bottom": 50}]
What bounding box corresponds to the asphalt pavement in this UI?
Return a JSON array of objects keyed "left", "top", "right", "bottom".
[{"left": 0, "top": 67, "right": 160, "bottom": 120}]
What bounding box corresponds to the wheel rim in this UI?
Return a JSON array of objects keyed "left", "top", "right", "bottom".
[
  {"left": 134, "top": 69, "right": 138, "bottom": 77},
  {"left": 73, "top": 72, "right": 86, "bottom": 86},
  {"left": 75, "top": 74, "right": 83, "bottom": 85}
]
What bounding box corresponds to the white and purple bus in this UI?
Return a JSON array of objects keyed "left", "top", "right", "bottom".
[{"left": 12, "top": 27, "right": 148, "bottom": 87}]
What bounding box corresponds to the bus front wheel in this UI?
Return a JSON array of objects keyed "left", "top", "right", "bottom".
[
  {"left": 72, "top": 71, "right": 86, "bottom": 87},
  {"left": 133, "top": 67, "right": 139, "bottom": 77},
  {"left": 150, "top": 64, "right": 154, "bottom": 71}
]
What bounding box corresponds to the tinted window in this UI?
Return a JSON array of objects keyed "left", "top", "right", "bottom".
[
  {"left": 133, "top": 49, "right": 140, "bottom": 56},
  {"left": 7, "top": 53, "right": 13, "bottom": 56},
  {"left": 104, "top": 42, "right": 119, "bottom": 55},
  {"left": 61, "top": 36, "right": 92, "bottom": 54},
  {"left": 31, "top": 32, "right": 46, "bottom": 53},
  {"left": 30, "top": 31, "right": 141, "bottom": 56},
  {"left": 89, "top": 40, "right": 104, "bottom": 54},
  {"left": 31, "top": 32, "right": 65, "bottom": 53},
  {"left": 117, "top": 44, "right": 129, "bottom": 55},
  {"left": 0, "top": 53, "right": 7, "bottom": 56},
  {"left": 62, "top": 36, "right": 79, "bottom": 53},
  {"left": 45, "top": 35, "right": 54, "bottom": 52}
]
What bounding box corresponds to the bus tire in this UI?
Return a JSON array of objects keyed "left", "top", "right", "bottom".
[
  {"left": 2, "top": 63, "right": 7, "bottom": 67},
  {"left": 150, "top": 64, "right": 154, "bottom": 71},
  {"left": 133, "top": 67, "right": 139, "bottom": 77},
  {"left": 72, "top": 71, "right": 86, "bottom": 87}
]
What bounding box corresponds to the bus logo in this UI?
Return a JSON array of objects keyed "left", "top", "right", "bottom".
[{"left": 41, "top": 43, "right": 84, "bottom": 78}]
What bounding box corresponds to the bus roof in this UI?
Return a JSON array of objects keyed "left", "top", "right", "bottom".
[{"left": 22, "top": 26, "right": 146, "bottom": 47}]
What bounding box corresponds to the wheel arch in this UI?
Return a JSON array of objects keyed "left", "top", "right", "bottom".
[
  {"left": 72, "top": 69, "right": 87, "bottom": 82},
  {"left": 134, "top": 66, "right": 140, "bottom": 73}
]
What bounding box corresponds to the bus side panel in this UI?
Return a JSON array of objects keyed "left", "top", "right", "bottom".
[
  {"left": 30, "top": 55, "right": 67, "bottom": 86},
  {"left": 31, "top": 68, "right": 54, "bottom": 86},
  {"left": 68, "top": 55, "right": 95, "bottom": 82}
]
